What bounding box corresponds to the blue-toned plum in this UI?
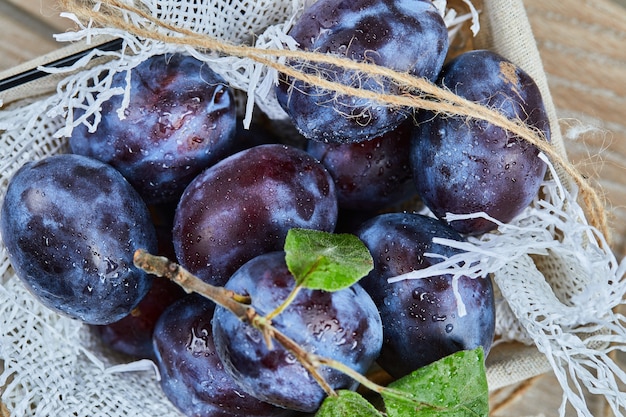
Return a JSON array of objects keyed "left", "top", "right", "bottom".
[
  {"left": 153, "top": 294, "right": 292, "bottom": 417},
  {"left": 212, "top": 251, "right": 383, "bottom": 413},
  {"left": 275, "top": 0, "right": 448, "bottom": 143},
  {"left": 0, "top": 154, "right": 157, "bottom": 325},
  {"left": 410, "top": 49, "right": 550, "bottom": 235},
  {"left": 306, "top": 120, "right": 416, "bottom": 210},
  {"left": 356, "top": 212, "right": 495, "bottom": 379},
  {"left": 173, "top": 144, "right": 338, "bottom": 287},
  {"left": 69, "top": 53, "right": 237, "bottom": 205}
]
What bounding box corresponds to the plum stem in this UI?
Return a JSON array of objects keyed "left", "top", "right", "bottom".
[
  {"left": 251, "top": 313, "right": 338, "bottom": 398},
  {"left": 133, "top": 249, "right": 249, "bottom": 319},
  {"left": 267, "top": 253, "right": 326, "bottom": 321},
  {"left": 265, "top": 283, "right": 303, "bottom": 321}
]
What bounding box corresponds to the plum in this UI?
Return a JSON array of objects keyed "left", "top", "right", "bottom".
[
  {"left": 356, "top": 212, "right": 495, "bottom": 378},
  {"left": 410, "top": 50, "right": 550, "bottom": 235},
  {"left": 0, "top": 154, "right": 157, "bottom": 325},
  {"left": 69, "top": 53, "right": 237, "bottom": 205},
  {"left": 172, "top": 144, "right": 338, "bottom": 287},
  {"left": 275, "top": 0, "right": 448, "bottom": 143},
  {"left": 212, "top": 251, "right": 383, "bottom": 412}
]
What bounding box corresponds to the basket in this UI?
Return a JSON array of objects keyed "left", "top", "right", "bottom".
[{"left": 1, "top": 0, "right": 625, "bottom": 416}]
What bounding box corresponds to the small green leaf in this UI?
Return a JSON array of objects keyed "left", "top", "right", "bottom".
[
  {"left": 284, "top": 228, "right": 373, "bottom": 291},
  {"left": 381, "top": 348, "right": 489, "bottom": 417},
  {"left": 316, "top": 390, "right": 384, "bottom": 417}
]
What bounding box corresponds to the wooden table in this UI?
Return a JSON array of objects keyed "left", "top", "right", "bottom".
[
  {"left": 526, "top": 0, "right": 626, "bottom": 260},
  {"left": 1, "top": 1, "right": 625, "bottom": 416}
]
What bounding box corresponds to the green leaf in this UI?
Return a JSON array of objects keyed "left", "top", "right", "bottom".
[
  {"left": 284, "top": 228, "right": 373, "bottom": 291},
  {"left": 381, "top": 348, "right": 489, "bottom": 417},
  {"left": 315, "top": 390, "right": 384, "bottom": 417}
]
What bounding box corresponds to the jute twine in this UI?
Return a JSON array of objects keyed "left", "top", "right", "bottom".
[{"left": 58, "top": 0, "right": 610, "bottom": 245}]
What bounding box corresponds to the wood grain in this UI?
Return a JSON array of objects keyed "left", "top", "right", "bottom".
[
  {"left": 0, "top": 1, "right": 61, "bottom": 68},
  {"left": 524, "top": 0, "right": 626, "bottom": 259},
  {"left": 5, "top": 0, "right": 72, "bottom": 32}
]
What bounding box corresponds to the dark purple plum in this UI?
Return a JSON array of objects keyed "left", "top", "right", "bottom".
[
  {"left": 153, "top": 294, "right": 293, "bottom": 417},
  {"left": 212, "top": 251, "right": 383, "bottom": 413},
  {"left": 69, "top": 53, "right": 237, "bottom": 205},
  {"left": 94, "top": 276, "right": 185, "bottom": 359},
  {"left": 356, "top": 212, "right": 495, "bottom": 379},
  {"left": 275, "top": 0, "right": 448, "bottom": 143},
  {"left": 410, "top": 49, "right": 550, "bottom": 235},
  {"left": 173, "top": 144, "right": 338, "bottom": 287},
  {"left": 306, "top": 120, "right": 416, "bottom": 210},
  {"left": 0, "top": 154, "right": 157, "bottom": 325}
]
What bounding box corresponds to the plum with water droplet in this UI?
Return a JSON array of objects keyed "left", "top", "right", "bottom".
[
  {"left": 410, "top": 50, "right": 550, "bottom": 235},
  {"left": 306, "top": 120, "right": 416, "bottom": 210},
  {"left": 172, "top": 144, "right": 338, "bottom": 287},
  {"left": 212, "top": 251, "right": 383, "bottom": 412},
  {"left": 69, "top": 53, "right": 237, "bottom": 205},
  {"left": 153, "top": 293, "right": 294, "bottom": 417},
  {"left": 0, "top": 154, "right": 157, "bottom": 324},
  {"left": 93, "top": 275, "right": 185, "bottom": 359},
  {"left": 275, "top": 0, "right": 448, "bottom": 143},
  {"left": 356, "top": 212, "right": 495, "bottom": 378}
]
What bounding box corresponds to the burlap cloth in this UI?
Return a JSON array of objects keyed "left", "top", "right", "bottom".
[{"left": 1, "top": 1, "right": 624, "bottom": 416}]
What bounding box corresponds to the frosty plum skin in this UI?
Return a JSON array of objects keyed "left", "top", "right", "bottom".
[
  {"left": 69, "top": 53, "right": 237, "bottom": 205},
  {"left": 153, "top": 294, "right": 293, "bottom": 417},
  {"left": 173, "top": 144, "right": 338, "bottom": 287},
  {"left": 356, "top": 213, "right": 495, "bottom": 379},
  {"left": 306, "top": 120, "right": 416, "bottom": 210},
  {"left": 0, "top": 154, "right": 157, "bottom": 325},
  {"left": 410, "top": 49, "right": 550, "bottom": 235},
  {"left": 275, "top": 0, "right": 448, "bottom": 143},
  {"left": 212, "top": 251, "right": 383, "bottom": 413}
]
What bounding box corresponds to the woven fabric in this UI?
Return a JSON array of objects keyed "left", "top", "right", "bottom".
[{"left": 1, "top": 1, "right": 625, "bottom": 416}]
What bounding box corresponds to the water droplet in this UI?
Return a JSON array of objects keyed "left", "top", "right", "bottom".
[
  {"left": 187, "top": 327, "right": 209, "bottom": 356},
  {"left": 103, "top": 258, "right": 119, "bottom": 274},
  {"left": 445, "top": 324, "right": 454, "bottom": 333},
  {"left": 244, "top": 327, "right": 262, "bottom": 343}
]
